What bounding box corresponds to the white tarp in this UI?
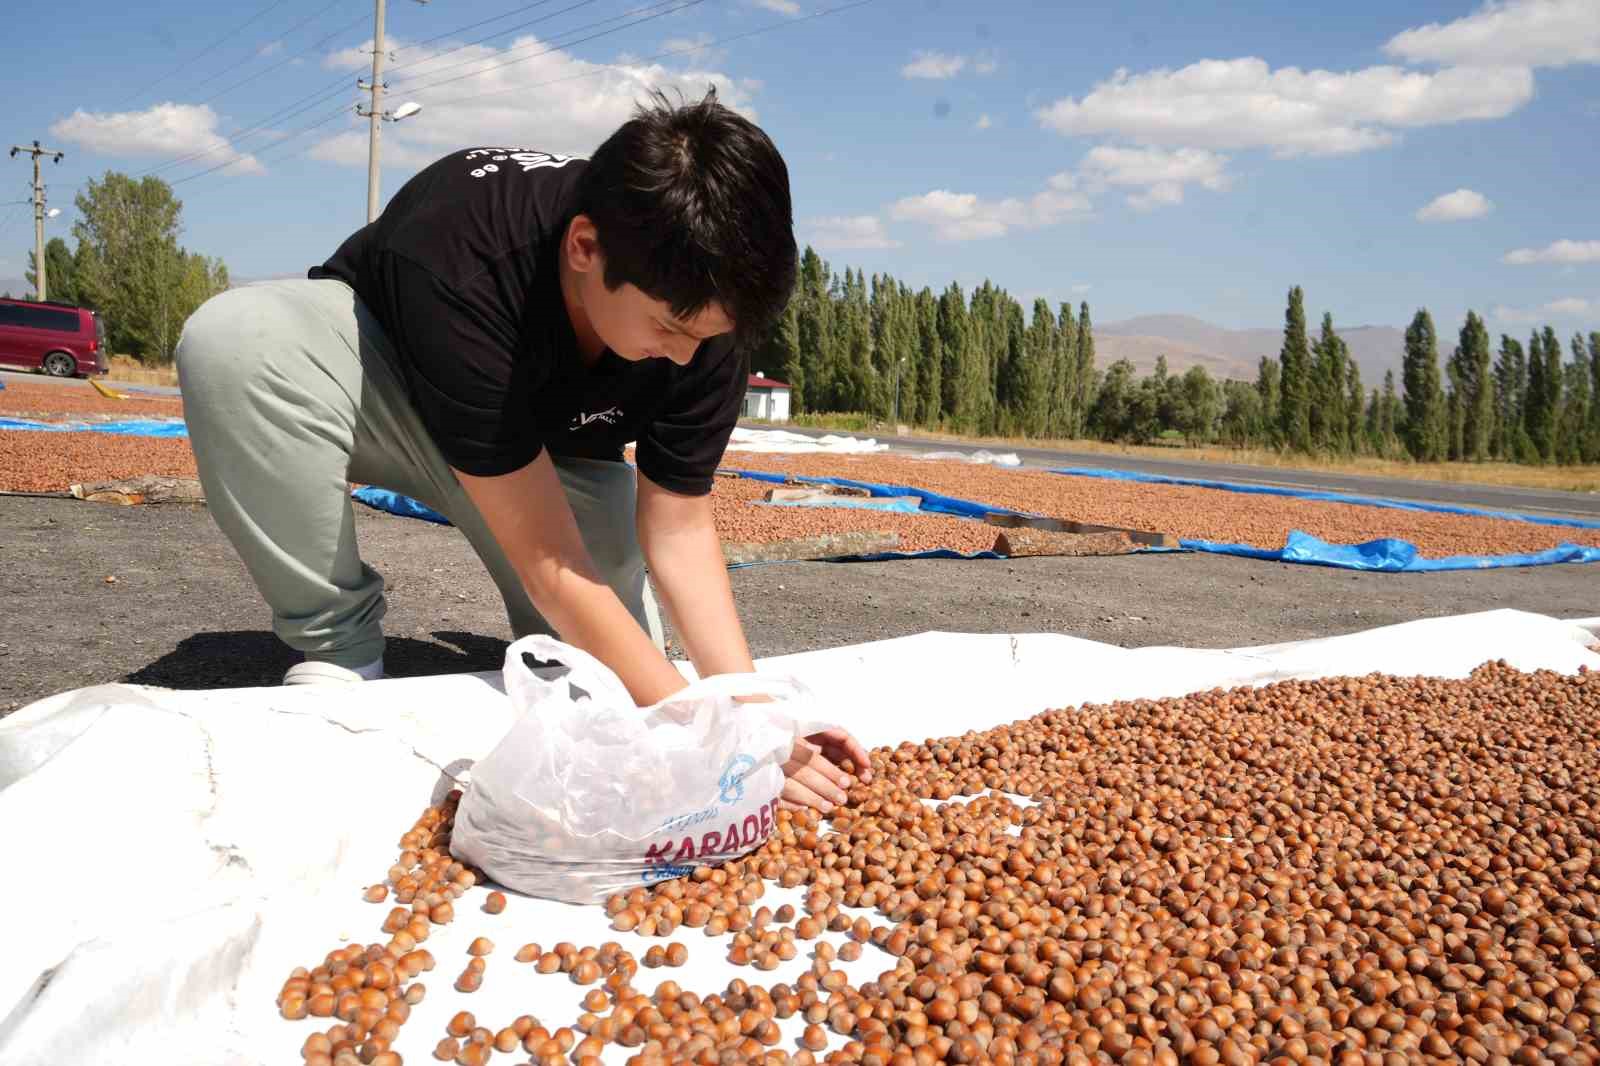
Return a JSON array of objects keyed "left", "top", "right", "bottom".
[
  {"left": 723, "top": 427, "right": 889, "bottom": 454},
  {"left": 910, "top": 449, "right": 1023, "bottom": 467},
  {"left": 2, "top": 609, "right": 1597, "bottom": 1065}
]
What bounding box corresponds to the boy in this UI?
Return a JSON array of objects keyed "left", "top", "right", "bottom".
[{"left": 176, "top": 89, "right": 868, "bottom": 811}]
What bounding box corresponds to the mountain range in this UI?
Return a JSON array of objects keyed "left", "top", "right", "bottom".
[{"left": 1094, "top": 314, "right": 1408, "bottom": 386}]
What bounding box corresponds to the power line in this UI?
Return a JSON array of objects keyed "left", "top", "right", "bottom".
[
  {"left": 393, "top": 0, "right": 705, "bottom": 95},
  {"left": 151, "top": 0, "right": 694, "bottom": 193},
  {"left": 110, "top": 0, "right": 686, "bottom": 188},
  {"left": 122, "top": 0, "right": 297, "bottom": 103},
  {"left": 194, "top": 4, "right": 370, "bottom": 107},
  {"left": 136, "top": 0, "right": 883, "bottom": 198},
  {"left": 399, "top": 0, "right": 569, "bottom": 54},
  {"left": 385, "top": 0, "right": 605, "bottom": 83},
  {"left": 134, "top": 75, "right": 358, "bottom": 178},
  {"left": 182, "top": 0, "right": 355, "bottom": 102},
  {"left": 416, "top": 0, "right": 879, "bottom": 110},
  {"left": 170, "top": 104, "right": 357, "bottom": 187},
  {"left": 124, "top": 0, "right": 397, "bottom": 181}
]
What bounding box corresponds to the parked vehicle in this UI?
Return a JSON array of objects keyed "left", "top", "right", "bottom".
[{"left": 0, "top": 297, "right": 109, "bottom": 377}]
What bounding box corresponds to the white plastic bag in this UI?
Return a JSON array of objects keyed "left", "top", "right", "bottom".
[{"left": 451, "top": 635, "right": 830, "bottom": 904}]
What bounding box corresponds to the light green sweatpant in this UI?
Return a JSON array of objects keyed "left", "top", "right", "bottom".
[{"left": 175, "top": 277, "right": 663, "bottom": 671}]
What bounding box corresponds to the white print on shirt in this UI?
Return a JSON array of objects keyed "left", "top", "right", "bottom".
[
  {"left": 570, "top": 406, "right": 623, "bottom": 431},
  {"left": 464, "top": 149, "right": 582, "bottom": 179}
]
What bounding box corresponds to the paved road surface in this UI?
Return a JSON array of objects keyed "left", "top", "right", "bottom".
[
  {"left": 0, "top": 367, "right": 181, "bottom": 396},
  {"left": 751, "top": 424, "right": 1600, "bottom": 522},
  {"left": 4, "top": 498, "right": 1595, "bottom": 714}
]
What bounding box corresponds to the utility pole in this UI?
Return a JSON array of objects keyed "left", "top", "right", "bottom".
[
  {"left": 9, "top": 140, "right": 64, "bottom": 301},
  {"left": 362, "top": 0, "right": 387, "bottom": 224},
  {"left": 357, "top": 0, "right": 426, "bottom": 224}
]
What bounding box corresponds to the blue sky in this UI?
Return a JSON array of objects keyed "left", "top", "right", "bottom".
[{"left": 2, "top": 0, "right": 1597, "bottom": 337}]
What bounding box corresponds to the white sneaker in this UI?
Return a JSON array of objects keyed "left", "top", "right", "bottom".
[{"left": 284, "top": 660, "right": 381, "bottom": 685}]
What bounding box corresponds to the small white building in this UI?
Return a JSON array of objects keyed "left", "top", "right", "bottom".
[{"left": 742, "top": 371, "right": 792, "bottom": 422}]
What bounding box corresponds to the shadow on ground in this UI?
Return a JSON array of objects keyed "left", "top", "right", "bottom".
[{"left": 125, "top": 630, "right": 510, "bottom": 689}]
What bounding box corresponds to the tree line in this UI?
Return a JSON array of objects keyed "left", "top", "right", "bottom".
[
  {"left": 6, "top": 171, "right": 230, "bottom": 363},
  {"left": 750, "top": 248, "right": 1600, "bottom": 467}
]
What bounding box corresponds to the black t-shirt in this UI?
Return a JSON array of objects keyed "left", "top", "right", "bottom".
[{"left": 309, "top": 147, "right": 746, "bottom": 495}]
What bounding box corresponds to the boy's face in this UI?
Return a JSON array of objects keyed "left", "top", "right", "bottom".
[{"left": 564, "top": 214, "right": 734, "bottom": 366}]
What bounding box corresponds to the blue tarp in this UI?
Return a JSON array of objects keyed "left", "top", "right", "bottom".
[
  {"left": 1182, "top": 529, "right": 1600, "bottom": 572},
  {"left": 351, "top": 486, "right": 449, "bottom": 524},
  {"left": 1048, "top": 465, "right": 1600, "bottom": 531},
  {"left": 342, "top": 467, "right": 1600, "bottom": 572},
  {"left": 0, "top": 416, "right": 189, "bottom": 438},
  {"left": 726, "top": 469, "right": 1032, "bottom": 520}
]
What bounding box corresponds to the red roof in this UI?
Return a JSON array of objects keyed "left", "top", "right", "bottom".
[{"left": 747, "top": 373, "right": 791, "bottom": 390}]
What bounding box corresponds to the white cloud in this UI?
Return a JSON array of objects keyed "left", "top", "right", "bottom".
[
  {"left": 259, "top": 40, "right": 283, "bottom": 58},
  {"left": 315, "top": 35, "right": 758, "bottom": 169},
  {"left": 1078, "top": 145, "right": 1230, "bottom": 210},
  {"left": 1503, "top": 239, "right": 1600, "bottom": 265},
  {"left": 1035, "top": 57, "right": 1534, "bottom": 157},
  {"left": 889, "top": 173, "right": 1091, "bottom": 241},
  {"left": 902, "top": 51, "right": 966, "bottom": 80},
  {"left": 1385, "top": 0, "right": 1600, "bottom": 69},
  {"left": 49, "top": 103, "right": 263, "bottom": 174},
  {"left": 750, "top": 0, "right": 800, "bottom": 14},
  {"left": 1544, "top": 297, "right": 1594, "bottom": 314},
  {"left": 1491, "top": 297, "right": 1595, "bottom": 322},
  {"left": 660, "top": 33, "right": 726, "bottom": 66},
  {"left": 1416, "top": 188, "right": 1494, "bottom": 222},
  {"left": 975, "top": 113, "right": 992, "bottom": 130},
  {"left": 974, "top": 50, "right": 998, "bottom": 75},
  {"left": 806, "top": 215, "right": 901, "bottom": 251}
]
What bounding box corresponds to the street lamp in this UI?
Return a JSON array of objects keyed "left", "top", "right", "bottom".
[{"left": 390, "top": 101, "right": 422, "bottom": 121}]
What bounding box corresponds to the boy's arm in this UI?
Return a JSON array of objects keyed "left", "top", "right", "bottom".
[
  {"left": 453, "top": 453, "right": 688, "bottom": 706},
  {"left": 634, "top": 471, "right": 754, "bottom": 677}
]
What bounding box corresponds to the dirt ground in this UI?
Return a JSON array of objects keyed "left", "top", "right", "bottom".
[{"left": 3, "top": 495, "right": 1595, "bottom": 717}]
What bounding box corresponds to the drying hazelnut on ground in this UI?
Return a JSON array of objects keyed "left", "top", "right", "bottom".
[
  {"left": 483, "top": 891, "right": 506, "bottom": 914},
  {"left": 363, "top": 885, "right": 388, "bottom": 903},
  {"left": 466, "top": 937, "right": 493, "bottom": 957},
  {"left": 514, "top": 943, "right": 541, "bottom": 963}
]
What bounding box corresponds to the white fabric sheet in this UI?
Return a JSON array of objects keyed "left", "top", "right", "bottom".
[{"left": 1, "top": 609, "right": 1596, "bottom": 1064}]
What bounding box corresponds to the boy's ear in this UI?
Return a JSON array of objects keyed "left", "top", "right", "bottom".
[{"left": 565, "top": 214, "right": 603, "bottom": 274}]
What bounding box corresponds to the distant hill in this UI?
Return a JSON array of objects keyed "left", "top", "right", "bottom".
[{"left": 1096, "top": 313, "right": 1407, "bottom": 385}]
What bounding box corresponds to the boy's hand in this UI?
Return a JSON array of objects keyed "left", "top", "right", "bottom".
[{"left": 778, "top": 728, "right": 874, "bottom": 814}]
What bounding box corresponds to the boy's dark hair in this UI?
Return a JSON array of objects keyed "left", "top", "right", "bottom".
[{"left": 576, "top": 87, "right": 797, "bottom": 347}]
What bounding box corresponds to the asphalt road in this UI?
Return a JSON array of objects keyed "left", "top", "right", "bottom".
[
  {"left": 759, "top": 425, "right": 1600, "bottom": 522},
  {"left": 4, "top": 497, "right": 1596, "bottom": 716},
  {"left": 0, "top": 367, "right": 181, "bottom": 396}
]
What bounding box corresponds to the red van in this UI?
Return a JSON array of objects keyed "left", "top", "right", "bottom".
[{"left": 0, "top": 297, "right": 109, "bottom": 377}]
